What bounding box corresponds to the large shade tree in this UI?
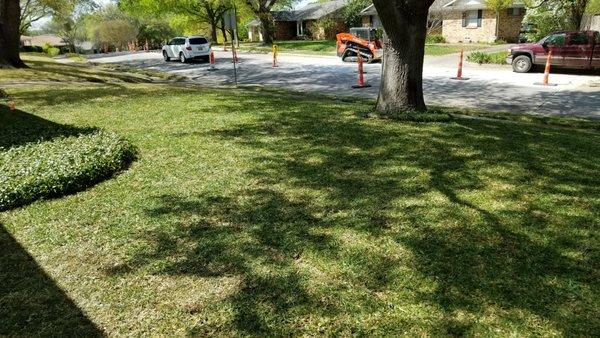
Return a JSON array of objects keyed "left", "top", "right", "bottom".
[
  {"left": 1, "top": 0, "right": 27, "bottom": 68},
  {"left": 371, "top": 0, "right": 437, "bottom": 113},
  {"left": 121, "top": 0, "right": 231, "bottom": 43},
  {"left": 243, "top": 0, "right": 296, "bottom": 44}
]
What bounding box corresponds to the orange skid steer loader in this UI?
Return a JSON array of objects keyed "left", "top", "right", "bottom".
[{"left": 336, "top": 27, "right": 383, "bottom": 63}]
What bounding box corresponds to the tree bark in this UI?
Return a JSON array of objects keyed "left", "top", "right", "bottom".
[
  {"left": 373, "top": 0, "right": 434, "bottom": 113},
  {"left": 258, "top": 14, "right": 273, "bottom": 44},
  {"left": 219, "top": 19, "right": 228, "bottom": 42},
  {"left": 0, "top": 0, "right": 27, "bottom": 68}
]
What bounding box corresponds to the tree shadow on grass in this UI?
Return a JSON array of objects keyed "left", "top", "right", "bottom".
[
  {"left": 0, "top": 224, "right": 103, "bottom": 336},
  {"left": 110, "top": 91, "right": 599, "bottom": 335},
  {"left": 22, "top": 60, "right": 154, "bottom": 84},
  {"left": 0, "top": 106, "right": 97, "bottom": 149}
]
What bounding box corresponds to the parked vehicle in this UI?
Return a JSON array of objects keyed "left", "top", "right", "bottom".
[
  {"left": 162, "top": 36, "right": 211, "bottom": 63},
  {"left": 336, "top": 28, "right": 383, "bottom": 63},
  {"left": 508, "top": 30, "right": 600, "bottom": 73}
]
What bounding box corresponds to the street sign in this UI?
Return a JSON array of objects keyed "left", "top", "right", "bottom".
[{"left": 223, "top": 10, "right": 236, "bottom": 30}]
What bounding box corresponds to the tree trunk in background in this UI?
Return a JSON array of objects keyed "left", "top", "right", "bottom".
[
  {"left": 258, "top": 14, "right": 273, "bottom": 44},
  {"left": 0, "top": 0, "right": 27, "bottom": 68},
  {"left": 210, "top": 21, "right": 218, "bottom": 43},
  {"left": 220, "top": 20, "right": 228, "bottom": 42},
  {"left": 566, "top": 0, "right": 589, "bottom": 30},
  {"left": 372, "top": 0, "right": 434, "bottom": 113}
]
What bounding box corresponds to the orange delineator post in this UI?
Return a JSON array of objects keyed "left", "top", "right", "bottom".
[
  {"left": 358, "top": 54, "right": 365, "bottom": 86},
  {"left": 535, "top": 51, "right": 557, "bottom": 86},
  {"left": 542, "top": 51, "right": 552, "bottom": 85},
  {"left": 208, "top": 50, "right": 217, "bottom": 71},
  {"left": 232, "top": 47, "right": 239, "bottom": 63},
  {"left": 457, "top": 50, "right": 464, "bottom": 78},
  {"left": 451, "top": 50, "right": 469, "bottom": 80},
  {"left": 352, "top": 54, "right": 371, "bottom": 89}
]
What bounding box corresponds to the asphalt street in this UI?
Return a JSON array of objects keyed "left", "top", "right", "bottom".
[{"left": 87, "top": 49, "right": 600, "bottom": 118}]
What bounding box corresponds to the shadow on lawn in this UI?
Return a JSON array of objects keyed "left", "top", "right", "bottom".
[
  {"left": 111, "top": 92, "right": 599, "bottom": 335},
  {"left": 0, "top": 106, "right": 96, "bottom": 149},
  {"left": 0, "top": 225, "right": 103, "bottom": 336}
]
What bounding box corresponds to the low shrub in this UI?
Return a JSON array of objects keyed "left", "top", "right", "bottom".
[
  {"left": 467, "top": 51, "right": 508, "bottom": 65},
  {"left": 0, "top": 129, "right": 136, "bottom": 210},
  {"left": 426, "top": 34, "right": 446, "bottom": 44},
  {"left": 20, "top": 45, "right": 44, "bottom": 53},
  {"left": 47, "top": 47, "right": 61, "bottom": 56}
]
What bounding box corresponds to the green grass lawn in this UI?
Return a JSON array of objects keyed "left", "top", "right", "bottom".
[
  {"left": 1, "top": 59, "right": 599, "bottom": 336},
  {"left": 238, "top": 40, "right": 485, "bottom": 56}
]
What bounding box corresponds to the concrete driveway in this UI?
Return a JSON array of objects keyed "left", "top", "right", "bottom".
[{"left": 86, "top": 49, "right": 600, "bottom": 118}]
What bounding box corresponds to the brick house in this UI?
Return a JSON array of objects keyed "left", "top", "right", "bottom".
[
  {"left": 246, "top": 0, "right": 349, "bottom": 42},
  {"left": 360, "top": 0, "right": 526, "bottom": 43}
]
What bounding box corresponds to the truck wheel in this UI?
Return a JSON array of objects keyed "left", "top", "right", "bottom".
[{"left": 512, "top": 55, "right": 532, "bottom": 73}]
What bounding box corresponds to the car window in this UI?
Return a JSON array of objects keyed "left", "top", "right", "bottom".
[
  {"left": 169, "top": 39, "right": 177, "bottom": 45},
  {"left": 188, "top": 38, "right": 208, "bottom": 45},
  {"left": 177, "top": 38, "right": 186, "bottom": 45},
  {"left": 545, "top": 33, "right": 566, "bottom": 46},
  {"left": 569, "top": 32, "right": 588, "bottom": 45}
]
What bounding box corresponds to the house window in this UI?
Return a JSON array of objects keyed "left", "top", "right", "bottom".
[
  {"left": 462, "top": 10, "right": 482, "bottom": 28},
  {"left": 296, "top": 21, "right": 306, "bottom": 36},
  {"left": 507, "top": 8, "right": 524, "bottom": 16}
]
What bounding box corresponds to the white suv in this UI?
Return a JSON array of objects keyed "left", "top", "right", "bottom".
[{"left": 162, "top": 36, "right": 211, "bottom": 63}]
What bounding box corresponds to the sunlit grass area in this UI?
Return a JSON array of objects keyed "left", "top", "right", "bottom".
[
  {"left": 1, "top": 60, "right": 599, "bottom": 336},
  {"left": 0, "top": 54, "right": 181, "bottom": 84},
  {"left": 238, "top": 40, "right": 485, "bottom": 56}
]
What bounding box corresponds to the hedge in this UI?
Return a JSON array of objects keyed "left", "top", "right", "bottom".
[{"left": 0, "top": 130, "right": 136, "bottom": 211}]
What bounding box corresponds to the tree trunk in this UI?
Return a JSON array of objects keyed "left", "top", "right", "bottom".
[
  {"left": 0, "top": 0, "right": 27, "bottom": 68},
  {"left": 220, "top": 21, "right": 228, "bottom": 43},
  {"left": 373, "top": 1, "right": 432, "bottom": 113},
  {"left": 210, "top": 21, "right": 218, "bottom": 44},
  {"left": 258, "top": 14, "right": 273, "bottom": 45}
]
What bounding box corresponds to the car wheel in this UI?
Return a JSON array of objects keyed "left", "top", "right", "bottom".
[
  {"left": 512, "top": 55, "right": 532, "bottom": 73},
  {"left": 179, "top": 52, "right": 187, "bottom": 63},
  {"left": 163, "top": 51, "right": 170, "bottom": 62}
]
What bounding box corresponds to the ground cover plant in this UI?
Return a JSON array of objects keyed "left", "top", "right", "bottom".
[
  {"left": 467, "top": 51, "right": 509, "bottom": 65},
  {"left": 0, "top": 112, "right": 136, "bottom": 210},
  {"left": 0, "top": 59, "right": 599, "bottom": 336}
]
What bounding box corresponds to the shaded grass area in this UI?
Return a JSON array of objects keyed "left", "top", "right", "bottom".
[
  {"left": 0, "top": 225, "right": 103, "bottom": 336},
  {"left": 1, "top": 69, "right": 599, "bottom": 335}
]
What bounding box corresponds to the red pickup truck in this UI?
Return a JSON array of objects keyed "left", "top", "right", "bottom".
[{"left": 507, "top": 30, "right": 600, "bottom": 72}]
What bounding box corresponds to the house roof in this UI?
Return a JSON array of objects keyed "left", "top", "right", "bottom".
[
  {"left": 272, "top": 0, "right": 349, "bottom": 22},
  {"left": 20, "top": 34, "right": 66, "bottom": 47},
  {"left": 443, "top": 0, "right": 525, "bottom": 10},
  {"left": 360, "top": 1, "right": 455, "bottom": 16},
  {"left": 360, "top": 0, "right": 524, "bottom": 16}
]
